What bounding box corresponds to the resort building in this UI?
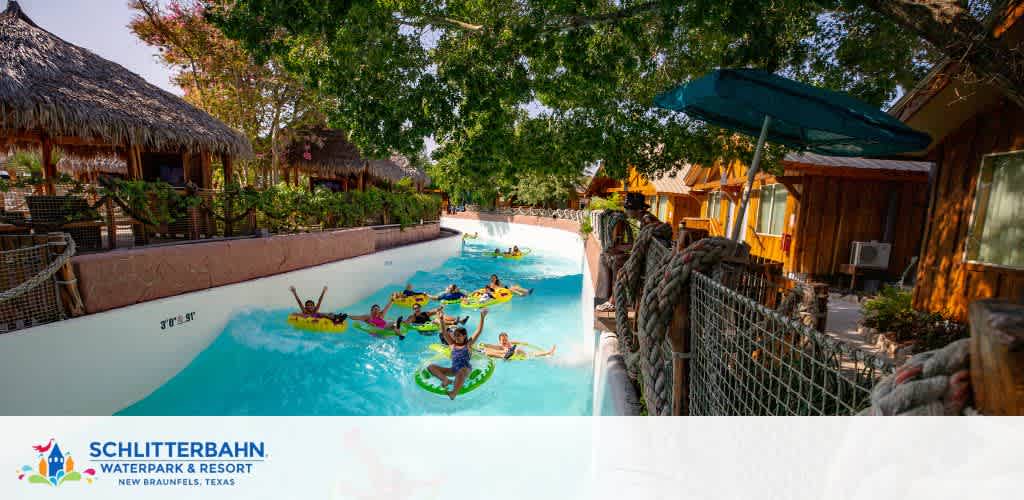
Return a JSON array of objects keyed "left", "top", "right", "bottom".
[
  {"left": 890, "top": 10, "right": 1024, "bottom": 322},
  {"left": 682, "top": 153, "right": 933, "bottom": 284},
  {"left": 586, "top": 164, "right": 699, "bottom": 234}
]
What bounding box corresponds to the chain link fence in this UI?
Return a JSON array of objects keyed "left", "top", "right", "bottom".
[{"left": 689, "top": 270, "right": 893, "bottom": 415}]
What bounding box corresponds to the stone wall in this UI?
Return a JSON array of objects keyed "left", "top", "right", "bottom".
[
  {"left": 374, "top": 223, "right": 441, "bottom": 250},
  {"left": 73, "top": 224, "right": 442, "bottom": 314}
]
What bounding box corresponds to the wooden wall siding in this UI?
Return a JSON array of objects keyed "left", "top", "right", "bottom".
[
  {"left": 913, "top": 101, "right": 1024, "bottom": 322},
  {"left": 790, "top": 176, "right": 928, "bottom": 278},
  {"left": 667, "top": 195, "right": 701, "bottom": 231}
]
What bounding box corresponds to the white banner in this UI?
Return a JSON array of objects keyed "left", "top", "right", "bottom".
[{"left": 1, "top": 417, "right": 1020, "bottom": 499}]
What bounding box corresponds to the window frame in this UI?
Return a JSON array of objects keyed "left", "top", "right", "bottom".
[
  {"left": 707, "top": 191, "right": 722, "bottom": 220},
  {"left": 963, "top": 149, "right": 1024, "bottom": 270},
  {"left": 755, "top": 183, "right": 787, "bottom": 237}
]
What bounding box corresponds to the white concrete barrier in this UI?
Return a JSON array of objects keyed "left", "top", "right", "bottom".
[{"left": 0, "top": 234, "right": 462, "bottom": 415}]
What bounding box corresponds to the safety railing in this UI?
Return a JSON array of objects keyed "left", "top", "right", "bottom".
[
  {"left": 0, "top": 233, "right": 76, "bottom": 334},
  {"left": 688, "top": 270, "right": 893, "bottom": 415}
]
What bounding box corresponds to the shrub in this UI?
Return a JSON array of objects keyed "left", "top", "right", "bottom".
[
  {"left": 589, "top": 193, "right": 623, "bottom": 211},
  {"left": 862, "top": 286, "right": 968, "bottom": 351}
]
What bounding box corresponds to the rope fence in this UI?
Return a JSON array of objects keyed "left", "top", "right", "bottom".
[
  {"left": 689, "top": 271, "right": 893, "bottom": 415},
  {"left": 592, "top": 210, "right": 895, "bottom": 416},
  {"left": 0, "top": 233, "right": 75, "bottom": 334}
]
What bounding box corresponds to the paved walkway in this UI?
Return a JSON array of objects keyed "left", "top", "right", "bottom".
[{"left": 825, "top": 293, "right": 897, "bottom": 365}]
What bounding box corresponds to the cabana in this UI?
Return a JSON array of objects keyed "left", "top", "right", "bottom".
[
  {"left": 0, "top": 1, "right": 251, "bottom": 195},
  {"left": 283, "top": 128, "right": 428, "bottom": 191}
]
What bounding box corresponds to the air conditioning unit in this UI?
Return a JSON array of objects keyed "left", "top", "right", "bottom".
[{"left": 850, "top": 241, "right": 891, "bottom": 269}]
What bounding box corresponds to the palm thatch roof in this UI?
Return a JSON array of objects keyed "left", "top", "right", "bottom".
[
  {"left": 0, "top": 1, "right": 251, "bottom": 158},
  {"left": 370, "top": 153, "right": 429, "bottom": 185},
  {"left": 284, "top": 128, "right": 363, "bottom": 176},
  {"left": 57, "top": 155, "right": 127, "bottom": 176},
  {"left": 285, "top": 128, "right": 429, "bottom": 185}
]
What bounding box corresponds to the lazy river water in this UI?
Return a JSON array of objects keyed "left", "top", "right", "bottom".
[{"left": 119, "top": 239, "right": 592, "bottom": 415}]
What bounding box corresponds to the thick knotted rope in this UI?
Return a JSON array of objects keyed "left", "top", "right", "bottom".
[
  {"left": 634, "top": 237, "right": 746, "bottom": 415},
  {"left": 0, "top": 234, "right": 76, "bottom": 305},
  {"left": 599, "top": 210, "right": 630, "bottom": 250},
  {"left": 614, "top": 221, "right": 673, "bottom": 363},
  {"left": 859, "top": 338, "right": 973, "bottom": 416}
]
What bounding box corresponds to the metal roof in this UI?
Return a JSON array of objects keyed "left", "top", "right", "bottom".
[
  {"left": 783, "top": 152, "right": 933, "bottom": 173},
  {"left": 650, "top": 166, "right": 691, "bottom": 194}
]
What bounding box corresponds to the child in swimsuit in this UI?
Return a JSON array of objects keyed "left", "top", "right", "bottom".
[
  {"left": 289, "top": 286, "right": 347, "bottom": 324},
  {"left": 347, "top": 299, "right": 405, "bottom": 339},
  {"left": 428, "top": 308, "right": 488, "bottom": 400},
  {"left": 485, "top": 274, "right": 533, "bottom": 296},
  {"left": 480, "top": 332, "right": 556, "bottom": 360},
  {"left": 435, "top": 284, "right": 466, "bottom": 302},
  {"left": 395, "top": 283, "right": 425, "bottom": 298},
  {"left": 290, "top": 285, "right": 326, "bottom": 315}
]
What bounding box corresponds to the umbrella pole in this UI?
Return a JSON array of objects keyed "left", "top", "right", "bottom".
[{"left": 731, "top": 115, "right": 772, "bottom": 241}]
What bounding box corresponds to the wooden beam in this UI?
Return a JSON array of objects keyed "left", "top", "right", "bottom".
[
  {"left": 969, "top": 299, "right": 1024, "bottom": 416},
  {"left": 776, "top": 175, "right": 803, "bottom": 202},
  {"left": 222, "top": 154, "right": 234, "bottom": 186},
  {"left": 781, "top": 164, "right": 929, "bottom": 183},
  {"left": 40, "top": 138, "right": 56, "bottom": 195}
]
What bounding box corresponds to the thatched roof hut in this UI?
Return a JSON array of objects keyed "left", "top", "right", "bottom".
[
  {"left": 284, "top": 128, "right": 363, "bottom": 178},
  {"left": 369, "top": 154, "right": 430, "bottom": 186},
  {"left": 283, "top": 128, "right": 429, "bottom": 188},
  {"left": 0, "top": 1, "right": 251, "bottom": 157}
]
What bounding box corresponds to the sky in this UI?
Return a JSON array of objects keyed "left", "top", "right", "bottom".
[{"left": 16, "top": 0, "right": 181, "bottom": 95}]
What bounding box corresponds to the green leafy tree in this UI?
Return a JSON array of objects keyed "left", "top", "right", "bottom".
[
  {"left": 129, "top": 0, "right": 325, "bottom": 187},
  {"left": 206, "top": 0, "right": 1014, "bottom": 186}
]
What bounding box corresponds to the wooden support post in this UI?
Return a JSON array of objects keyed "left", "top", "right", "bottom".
[
  {"left": 126, "top": 145, "right": 141, "bottom": 180},
  {"left": 40, "top": 138, "right": 56, "bottom": 195},
  {"left": 105, "top": 197, "right": 117, "bottom": 250},
  {"left": 47, "top": 233, "right": 85, "bottom": 317},
  {"left": 222, "top": 154, "right": 234, "bottom": 186},
  {"left": 969, "top": 299, "right": 1024, "bottom": 416}
]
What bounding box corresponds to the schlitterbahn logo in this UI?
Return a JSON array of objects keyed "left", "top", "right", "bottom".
[{"left": 16, "top": 438, "right": 97, "bottom": 487}]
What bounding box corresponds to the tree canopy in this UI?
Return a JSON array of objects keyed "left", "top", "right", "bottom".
[{"left": 202, "top": 0, "right": 1012, "bottom": 199}]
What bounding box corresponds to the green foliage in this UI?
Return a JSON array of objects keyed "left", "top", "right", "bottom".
[
  {"left": 101, "top": 179, "right": 200, "bottom": 226},
  {"left": 579, "top": 216, "right": 593, "bottom": 238},
  {"left": 213, "top": 183, "right": 440, "bottom": 231},
  {"left": 588, "top": 193, "right": 624, "bottom": 212},
  {"left": 206, "top": 0, "right": 947, "bottom": 192},
  {"left": 862, "top": 286, "right": 968, "bottom": 351}
]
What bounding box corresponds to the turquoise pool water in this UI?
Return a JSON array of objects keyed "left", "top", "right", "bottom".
[{"left": 119, "top": 240, "right": 592, "bottom": 415}]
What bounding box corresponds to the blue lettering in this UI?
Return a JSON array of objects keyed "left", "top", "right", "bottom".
[{"left": 89, "top": 442, "right": 101, "bottom": 458}]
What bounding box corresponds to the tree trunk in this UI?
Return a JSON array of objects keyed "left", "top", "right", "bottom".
[{"left": 861, "top": 0, "right": 1024, "bottom": 109}]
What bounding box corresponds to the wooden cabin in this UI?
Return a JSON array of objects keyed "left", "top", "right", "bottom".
[
  {"left": 682, "top": 153, "right": 933, "bottom": 281},
  {"left": 889, "top": 6, "right": 1024, "bottom": 322},
  {"left": 283, "top": 128, "right": 429, "bottom": 192},
  {"left": 588, "top": 164, "right": 700, "bottom": 234}
]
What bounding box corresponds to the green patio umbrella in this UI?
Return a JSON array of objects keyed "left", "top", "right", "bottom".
[{"left": 654, "top": 69, "right": 931, "bottom": 241}]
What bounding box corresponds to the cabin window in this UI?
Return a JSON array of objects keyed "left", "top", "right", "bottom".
[
  {"left": 707, "top": 191, "right": 722, "bottom": 219},
  {"left": 656, "top": 195, "right": 670, "bottom": 221},
  {"left": 756, "top": 184, "right": 788, "bottom": 236},
  {"left": 966, "top": 151, "right": 1024, "bottom": 268}
]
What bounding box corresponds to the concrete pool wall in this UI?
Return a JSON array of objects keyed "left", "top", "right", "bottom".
[{"left": 0, "top": 231, "right": 460, "bottom": 415}]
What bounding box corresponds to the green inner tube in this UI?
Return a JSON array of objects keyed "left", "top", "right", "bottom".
[
  {"left": 403, "top": 321, "right": 440, "bottom": 334},
  {"left": 353, "top": 321, "right": 402, "bottom": 338},
  {"left": 414, "top": 345, "right": 495, "bottom": 396}
]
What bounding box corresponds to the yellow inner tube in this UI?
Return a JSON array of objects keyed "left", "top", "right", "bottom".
[
  {"left": 287, "top": 313, "right": 348, "bottom": 333},
  {"left": 392, "top": 293, "right": 431, "bottom": 308},
  {"left": 461, "top": 287, "right": 513, "bottom": 308},
  {"left": 500, "top": 248, "right": 531, "bottom": 260}
]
